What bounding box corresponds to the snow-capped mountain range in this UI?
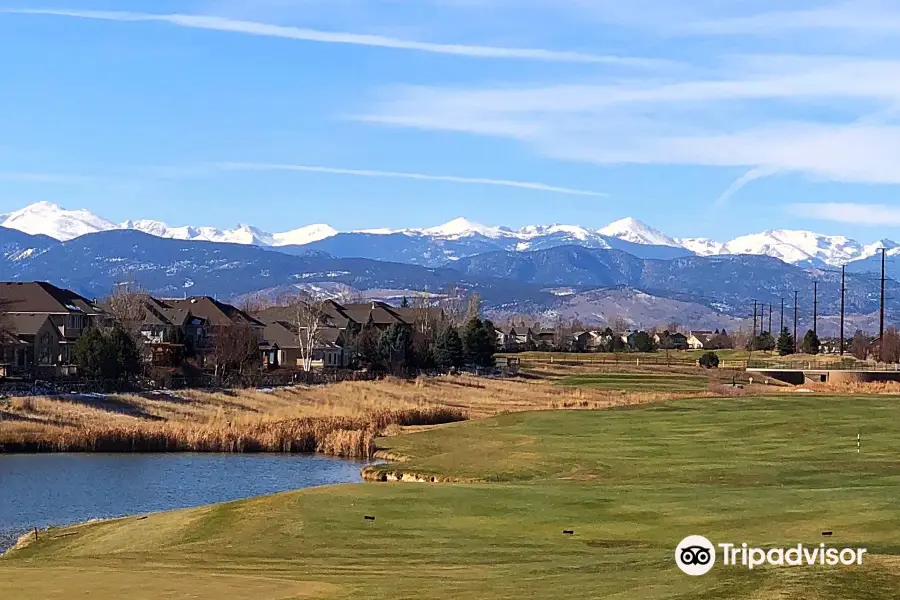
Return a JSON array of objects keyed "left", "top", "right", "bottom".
[{"left": 2, "top": 202, "right": 896, "bottom": 268}]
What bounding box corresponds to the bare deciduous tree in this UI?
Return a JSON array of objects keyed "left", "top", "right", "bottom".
[
  {"left": 103, "top": 281, "right": 149, "bottom": 365},
  {"left": 104, "top": 281, "right": 148, "bottom": 329},
  {"left": 880, "top": 328, "right": 900, "bottom": 363},
  {"left": 464, "top": 292, "right": 482, "bottom": 323},
  {"left": 850, "top": 330, "right": 870, "bottom": 360},
  {"left": 212, "top": 324, "right": 261, "bottom": 383},
  {"left": 293, "top": 298, "right": 327, "bottom": 372},
  {"left": 439, "top": 285, "right": 467, "bottom": 327},
  {"left": 411, "top": 293, "right": 442, "bottom": 337}
]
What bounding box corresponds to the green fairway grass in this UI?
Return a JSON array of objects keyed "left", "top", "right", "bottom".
[
  {"left": 556, "top": 372, "right": 709, "bottom": 393},
  {"left": 3, "top": 396, "right": 900, "bottom": 599}
]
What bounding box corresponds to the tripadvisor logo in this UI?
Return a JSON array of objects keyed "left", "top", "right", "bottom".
[
  {"left": 676, "top": 535, "right": 716, "bottom": 576},
  {"left": 675, "top": 535, "right": 867, "bottom": 576}
]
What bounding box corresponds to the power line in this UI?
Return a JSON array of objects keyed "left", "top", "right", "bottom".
[
  {"left": 813, "top": 281, "right": 818, "bottom": 336},
  {"left": 840, "top": 265, "right": 846, "bottom": 356},
  {"left": 793, "top": 291, "right": 799, "bottom": 354}
]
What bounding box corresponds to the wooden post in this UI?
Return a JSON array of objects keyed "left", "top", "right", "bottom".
[{"left": 33, "top": 527, "right": 38, "bottom": 541}]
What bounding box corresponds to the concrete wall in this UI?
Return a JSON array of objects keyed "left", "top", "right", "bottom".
[{"left": 749, "top": 369, "right": 900, "bottom": 385}]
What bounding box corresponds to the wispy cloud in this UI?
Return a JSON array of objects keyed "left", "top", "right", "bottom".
[
  {"left": 359, "top": 56, "right": 900, "bottom": 190},
  {"left": 786, "top": 202, "right": 900, "bottom": 226},
  {"left": 680, "top": 2, "right": 900, "bottom": 36},
  {"left": 1, "top": 8, "right": 670, "bottom": 66},
  {"left": 0, "top": 172, "right": 91, "bottom": 184},
  {"left": 217, "top": 162, "right": 606, "bottom": 196}
]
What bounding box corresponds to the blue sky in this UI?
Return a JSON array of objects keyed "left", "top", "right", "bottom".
[{"left": 4, "top": 1, "right": 900, "bottom": 240}]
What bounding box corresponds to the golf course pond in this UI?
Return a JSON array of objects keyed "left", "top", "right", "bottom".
[{"left": 0, "top": 453, "right": 371, "bottom": 552}]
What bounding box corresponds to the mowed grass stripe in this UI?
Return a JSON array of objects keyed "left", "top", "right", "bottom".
[{"left": 557, "top": 372, "right": 709, "bottom": 392}]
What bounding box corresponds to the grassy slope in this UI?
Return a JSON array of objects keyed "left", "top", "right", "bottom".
[
  {"left": 4, "top": 396, "right": 900, "bottom": 599},
  {"left": 556, "top": 372, "right": 709, "bottom": 393}
]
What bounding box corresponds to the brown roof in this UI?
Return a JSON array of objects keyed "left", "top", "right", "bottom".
[
  {"left": 393, "top": 307, "right": 445, "bottom": 325},
  {"left": 318, "top": 328, "right": 345, "bottom": 346},
  {"left": 262, "top": 321, "right": 298, "bottom": 348},
  {"left": 255, "top": 303, "right": 353, "bottom": 330},
  {"left": 340, "top": 302, "right": 408, "bottom": 327},
  {"left": 163, "top": 297, "right": 263, "bottom": 328},
  {"left": 0, "top": 282, "right": 103, "bottom": 315},
  {"left": 6, "top": 313, "right": 55, "bottom": 338},
  {"left": 262, "top": 321, "right": 344, "bottom": 349}
]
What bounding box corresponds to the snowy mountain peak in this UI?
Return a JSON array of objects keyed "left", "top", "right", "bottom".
[
  {"left": 598, "top": 217, "right": 678, "bottom": 247},
  {"left": 1, "top": 202, "right": 115, "bottom": 241},
  {"left": 1, "top": 202, "right": 898, "bottom": 269},
  {"left": 272, "top": 224, "right": 339, "bottom": 246},
  {"left": 422, "top": 217, "right": 508, "bottom": 239}
]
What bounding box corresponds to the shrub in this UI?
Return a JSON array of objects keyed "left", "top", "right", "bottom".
[{"left": 699, "top": 351, "right": 720, "bottom": 369}]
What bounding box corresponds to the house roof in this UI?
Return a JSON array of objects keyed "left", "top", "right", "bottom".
[
  {"left": 339, "top": 304, "right": 406, "bottom": 327},
  {"left": 255, "top": 305, "right": 296, "bottom": 325},
  {"left": 393, "top": 307, "right": 445, "bottom": 325},
  {"left": 262, "top": 321, "right": 344, "bottom": 349},
  {"left": 255, "top": 302, "right": 353, "bottom": 330},
  {"left": 164, "top": 297, "right": 263, "bottom": 328},
  {"left": 0, "top": 281, "right": 103, "bottom": 315},
  {"left": 318, "top": 327, "right": 345, "bottom": 346},
  {"left": 262, "top": 321, "right": 298, "bottom": 348},
  {"left": 6, "top": 313, "right": 54, "bottom": 338}
]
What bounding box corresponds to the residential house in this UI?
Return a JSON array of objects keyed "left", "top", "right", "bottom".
[
  {"left": 688, "top": 331, "right": 715, "bottom": 350},
  {"left": 655, "top": 331, "right": 689, "bottom": 350},
  {"left": 533, "top": 329, "right": 557, "bottom": 349},
  {"left": 587, "top": 330, "right": 613, "bottom": 350},
  {"left": 147, "top": 297, "right": 263, "bottom": 368},
  {"left": 341, "top": 301, "right": 409, "bottom": 332},
  {"left": 495, "top": 326, "right": 533, "bottom": 351},
  {"left": 255, "top": 303, "right": 350, "bottom": 370},
  {"left": 394, "top": 306, "right": 446, "bottom": 334},
  {"left": 0, "top": 281, "right": 106, "bottom": 375},
  {"left": 571, "top": 331, "right": 593, "bottom": 352}
]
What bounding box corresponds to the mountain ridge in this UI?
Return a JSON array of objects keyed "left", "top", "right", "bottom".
[{"left": 2, "top": 201, "right": 897, "bottom": 269}]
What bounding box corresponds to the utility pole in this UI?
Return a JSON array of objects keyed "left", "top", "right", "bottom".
[
  {"left": 880, "top": 248, "right": 886, "bottom": 361},
  {"left": 813, "top": 281, "right": 818, "bottom": 336},
  {"left": 768, "top": 303, "right": 773, "bottom": 335},
  {"left": 840, "top": 265, "right": 846, "bottom": 356},
  {"left": 752, "top": 301, "right": 758, "bottom": 340},
  {"left": 793, "top": 291, "right": 799, "bottom": 354},
  {"left": 780, "top": 298, "right": 785, "bottom": 333}
]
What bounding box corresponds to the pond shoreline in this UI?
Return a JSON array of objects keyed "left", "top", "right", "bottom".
[{"left": 0, "top": 453, "right": 371, "bottom": 554}]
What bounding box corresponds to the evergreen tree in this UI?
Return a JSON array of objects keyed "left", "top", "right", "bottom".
[
  {"left": 74, "top": 326, "right": 141, "bottom": 380},
  {"left": 777, "top": 328, "right": 795, "bottom": 356},
  {"left": 400, "top": 296, "right": 410, "bottom": 308},
  {"left": 74, "top": 327, "right": 110, "bottom": 379},
  {"left": 462, "top": 317, "right": 497, "bottom": 368},
  {"left": 378, "top": 323, "right": 413, "bottom": 375},
  {"left": 753, "top": 331, "right": 776, "bottom": 352},
  {"left": 632, "top": 331, "right": 656, "bottom": 353},
  {"left": 801, "top": 329, "right": 821, "bottom": 355},
  {"left": 355, "top": 324, "right": 381, "bottom": 370},
  {"left": 107, "top": 324, "right": 141, "bottom": 378},
  {"left": 434, "top": 325, "right": 464, "bottom": 369}
]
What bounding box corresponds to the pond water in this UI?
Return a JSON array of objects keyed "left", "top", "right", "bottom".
[{"left": 0, "top": 453, "right": 370, "bottom": 552}]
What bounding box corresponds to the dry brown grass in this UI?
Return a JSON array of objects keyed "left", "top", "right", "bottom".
[
  {"left": 0, "top": 372, "right": 713, "bottom": 458},
  {"left": 803, "top": 380, "right": 900, "bottom": 394}
]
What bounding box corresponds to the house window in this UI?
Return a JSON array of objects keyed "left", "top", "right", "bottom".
[
  {"left": 38, "top": 346, "right": 52, "bottom": 365},
  {"left": 69, "top": 315, "right": 84, "bottom": 329}
]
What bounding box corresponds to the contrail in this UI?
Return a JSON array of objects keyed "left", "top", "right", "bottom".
[
  {"left": 2, "top": 8, "right": 672, "bottom": 67},
  {"left": 217, "top": 162, "right": 607, "bottom": 197},
  {"left": 714, "top": 166, "right": 780, "bottom": 208}
]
